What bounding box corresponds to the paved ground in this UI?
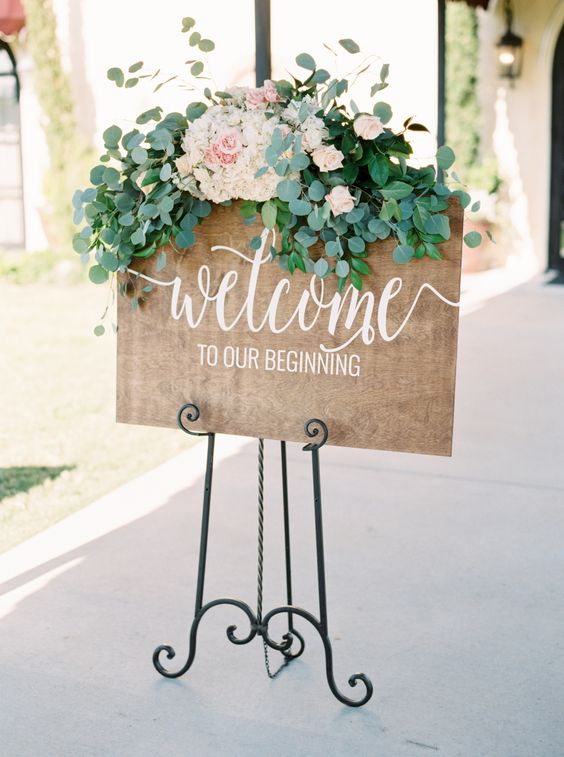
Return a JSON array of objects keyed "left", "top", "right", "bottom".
[{"left": 1, "top": 277, "right": 563, "bottom": 757}]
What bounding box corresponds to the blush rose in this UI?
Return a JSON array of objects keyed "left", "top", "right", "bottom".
[{"left": 326, "top": 185, "right": 356, "bottom": 216}]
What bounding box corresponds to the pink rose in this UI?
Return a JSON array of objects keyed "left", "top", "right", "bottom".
[
  {"left": 245, "top": 87, "right": 267, "bottom": 109},
  {"left": 216, "top": 127, "right": 243, "bottom": 155},
  {"left": 326, "top": 185, "right": 356, "bottom": 216},
  {"left": 263, "top": 80, "right": 280, "bottom": 103},
  {"left": 353, "top": 114, "right": 385, "bottom": 140},
  {"left": 204, "top": 142, "right": 239, "bottom": 169}
]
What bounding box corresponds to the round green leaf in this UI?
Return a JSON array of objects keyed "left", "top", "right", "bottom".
[
  {"left": 128, "top": 61, "right": 143, "bottom": 73},
  {"left": 463, "top": 231, "right": 482, "bottom": 248},
  {"left": 314, "top": 258, "right": 329, "bottom": 277},
  {"left": 103, "top": 125, "right": 122, "bottom": 148},
  {"left": 308, "top": 180, "right": 326, "bottom": 202},
  {"left": 335, "top": 260, "right": 350, "bottom": 277},
  {"left": 325, "top": 240, "right": 342, "bottom": 257},
  {"left": 437, "top": 145, "right": 455, "bottom": 170},
  {"left": 372, "top": 101, "right": 392, "bottom": 124},
  {"left": 348, "top": 236, "right": 365, "bottom": 253},
  {"left": 191, "top": 61, "right": 204, "bottom": 76},
  {"left": 100, "top": 251, "right": 119, "bottom": 272},
  {"left": 392, "top": 244, "right": 415, "bottom": 264},
  {"left": 288, "top": 198, "right": 312, "bottom": 216},
  {"left": 289, "top": 153, "right": 310, "bottom": 171},
  {"left": 72, "top": 235, "right": 88, "bottom": 254},
  {"left": 102, "top": 167, "right": 121, "bottom": 187},
  {"left": 107, "top": 67, "right": 124, "bottom": 87},
  {"left": 159, "top": 163, "right": 172, "bottom": 181},
  {"left": 93, "top": 324, "right": 105, "bottom": 336},
  {"left": 198, "top": 39, "right": 215, "bottom": 52},
  {"left": 338, "top": 38, "right": 360, "bottom": 54},
  {"left": 277, "top": 179, "right": 301, "bottom": 203},
  {"left": 131, "top": 146, "right": 148, "bottom": 164},
  {"left": 295, "top": 53, "right": 316, "bottom": 71},
  {"left": 89, "top": 265, "right": 109, "bottom": 284}
]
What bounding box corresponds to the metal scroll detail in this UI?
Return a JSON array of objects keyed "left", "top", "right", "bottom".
[{"left": 152, "top": 405, "right": 373, "bottom": 708}]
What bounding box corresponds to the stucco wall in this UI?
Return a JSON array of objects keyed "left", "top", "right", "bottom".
[
  {"left": 11, "top": 0, "right": 564, "bottom": 266},
  {"left": 477, "top": 0, "right": 564, "bottom": 272}
]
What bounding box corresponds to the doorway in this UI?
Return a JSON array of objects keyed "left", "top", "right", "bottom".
[
  {"left": 0, "top": 40, "right": 24, "bottom": 249},
  {"left": 549, "top": 25, "right": 564, "bottom": 272}
]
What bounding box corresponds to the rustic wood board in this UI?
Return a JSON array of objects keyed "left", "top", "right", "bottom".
[{"left": 117, "top": 202, "right": 463, "bottom": 455}]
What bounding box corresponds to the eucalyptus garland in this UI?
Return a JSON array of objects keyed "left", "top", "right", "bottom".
[{"left": 73, "top": 17, "right": 484, "bottom": 306}]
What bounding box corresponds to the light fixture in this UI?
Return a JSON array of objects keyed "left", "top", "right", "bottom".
[{"left": 496, "top": 0, "right": 524, "bottom": 81}]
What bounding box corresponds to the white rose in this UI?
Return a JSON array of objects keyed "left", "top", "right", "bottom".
[
  {"left": 175, "top": 154, "right": 192, "bottom": 177},
  {"left": 300, "top": 116, "right": 327, "bottom": 152},
  {"left": 353, "top": 114, "right": 385, "bottom": 140},
  {"left": 311, "top": 145, "right": 344, "bottom": 172},
  {"left": 326, "top": 185, "right": 356, "bottom": 216}
]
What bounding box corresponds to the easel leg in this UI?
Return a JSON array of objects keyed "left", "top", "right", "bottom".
[
  {"left": 153, "top": 404, "right": 373, "bottom": 707},
  {"left": 303, "top": 419, "right": 374, "bottom": 707}
]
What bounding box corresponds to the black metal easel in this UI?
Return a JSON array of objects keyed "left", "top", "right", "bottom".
[{"left": 152, "top": 402, "right": 373, "bottom": 707}]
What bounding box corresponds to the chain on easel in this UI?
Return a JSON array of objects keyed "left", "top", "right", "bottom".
[{"left": 257, "top": 438, "right": 291, "bottom": 679}]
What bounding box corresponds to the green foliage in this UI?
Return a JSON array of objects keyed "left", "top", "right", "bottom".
[
  {"left": 74, "top": 16, "right": 478, "bottom": 297},
  {"left": 22, "top": 0, "right": 93, "bottom": 250},
  {"left": 445, "top": 2, "right": 480, "bottom": 173}
]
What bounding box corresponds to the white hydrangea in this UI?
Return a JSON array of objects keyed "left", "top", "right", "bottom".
[
  {"left": 299, "top": 115, "right": 328, "bottom": 153},
  {"left": 174, "top": 103, "right": 288, "bottom": 203}
]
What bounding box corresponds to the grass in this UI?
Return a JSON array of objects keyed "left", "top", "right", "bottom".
[{"left": 0, "top": 280, "right": 192, "bottom": 553}]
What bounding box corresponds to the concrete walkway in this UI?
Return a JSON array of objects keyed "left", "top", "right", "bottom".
[{"left": 1, "top": 278, "right": 563, "bottom": 757}]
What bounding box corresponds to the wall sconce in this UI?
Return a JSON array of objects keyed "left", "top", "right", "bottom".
[{"left": 496, "top": 0, "right": 524, "bottom": 81}]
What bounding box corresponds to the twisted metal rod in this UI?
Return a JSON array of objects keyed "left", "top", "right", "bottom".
[{"left": 257, "top": 438, "right": 292, "bottom": 679}]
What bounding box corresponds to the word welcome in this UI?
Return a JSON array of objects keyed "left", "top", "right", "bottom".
[{"left": 130, "top": 233, "right": 459, "bottom": 353}]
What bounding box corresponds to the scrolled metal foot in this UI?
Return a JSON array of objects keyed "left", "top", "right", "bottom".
[
  {"left": 153, "top": 598, "right": 258, "bottom": 678},
  {"left": 320, "top": 637, "right": 373, "bottom": 708},
  {"left": 282, "top": 628, "right": 305, "bottom": 660},
  {"left": 261, "top": 605, "right": 372, "bottom": 707}
]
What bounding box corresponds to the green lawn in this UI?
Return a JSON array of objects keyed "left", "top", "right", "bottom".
[{"left": 0, "top": 281, "right": 192, "bottom": 553}]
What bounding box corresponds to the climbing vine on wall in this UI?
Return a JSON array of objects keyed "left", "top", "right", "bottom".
[
  {"left": 445, "top": 1, "right": 480, "bottom": 174},
  {"left": 21, "top": 0, "right": 88, "bottom": 248}
]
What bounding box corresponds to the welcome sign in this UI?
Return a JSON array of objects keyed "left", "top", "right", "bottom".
[{"left": 117, "top": 202, "right": 463, "bottom": 455}]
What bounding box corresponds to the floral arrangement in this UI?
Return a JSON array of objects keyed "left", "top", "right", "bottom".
[{"left": 73, "top": 16, "right": 485, "bottom": 314}]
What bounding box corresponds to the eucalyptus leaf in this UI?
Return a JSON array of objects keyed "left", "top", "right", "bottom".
[
  {"left": 392, "top": 244, "right": 415, "bottom": 264},
  {"left": 308, "top": 180, "right": 326, "bottom": 202},
  {"left": 261, "top": 201, "right": 277, "bottom": 229},
  {"left": 436, "top": 145, "right": 455, "bottom": 170},
  {"left": 335, "top": 260, "right": 350, "bottom": 277},
  {"left": 198, "top": 39, "right": 215, "bottom": 52},
  {"left": 314, "top": 258, "right": 329, "bottom": 278},
  {"left": 463, "top": 231, "right": 481, "bottom": 248},
  {"left": 89, "top": 264, "right": 109, "bottom": 284},
  {"left": 289, "top": 198, "right": 312, "bottom": 216},
  {"left": 338, "top": 38, "right": 360, "bottom": 54},
  {"left": 277, "top": 179, "right": 301, "bottom": 203},
  {"left": 107, "top": 67, "right": 124, "bottom": 87},
  {"left": 295, "top": 52, "right": 316, "bottom": 71},
  {"left": 373, "top": 101, "right": 392, "bottom": 124}
]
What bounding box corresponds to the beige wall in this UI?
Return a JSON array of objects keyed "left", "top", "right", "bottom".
[
  {"left": 477, "top": 0, "right": 564, "bottom": 273},
  {"left": 21, "top": 0, "right": 564, "bottom": 271},
  {"left": 15, "top": 0, "right": 438, "bottom": 250}
]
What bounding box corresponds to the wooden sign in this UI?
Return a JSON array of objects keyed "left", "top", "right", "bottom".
[{"left": 117, "top": 202, "right": 463, "bottom": 455}]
